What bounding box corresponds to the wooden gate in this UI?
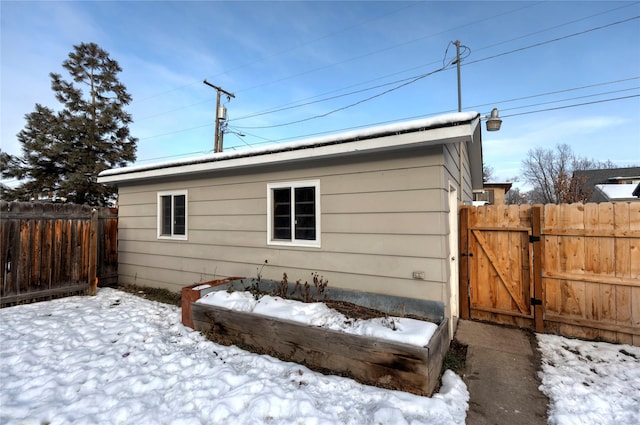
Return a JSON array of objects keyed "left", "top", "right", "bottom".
[
  {"left": 96, "top": 207, "right": 118, "bottom": 286},
  {"left": 459, "top": 205, "right": 543, "bottom": 331}
]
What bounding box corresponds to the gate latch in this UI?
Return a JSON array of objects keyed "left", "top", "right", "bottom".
[
  {"left": 529, "top": 235, "right": 540, "bottom": 243},
  {"left": 530, "top": 297, "right": 542, "bottom": 306}
]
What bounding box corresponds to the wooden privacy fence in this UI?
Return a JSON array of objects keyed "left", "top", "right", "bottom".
[
  {"left": 0, "top": 201, "right": 118, "bottom": 307},
  {"left": 460, "top": 202, "right": 640, "bottom": 346}
]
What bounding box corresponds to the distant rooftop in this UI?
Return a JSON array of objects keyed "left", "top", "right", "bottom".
[{"left": 573, "top": 167, "right": 640, "bottom": 202}]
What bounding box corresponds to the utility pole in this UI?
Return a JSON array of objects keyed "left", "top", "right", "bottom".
[
  {"left": 454, "top": 40, "right": 462, "bottom": 112},
  {"left": 204, "top": 80, "right": 235, "bottom": 153},
  {"left": 453, "top": 40, "right": 463, "bottom": 201}
]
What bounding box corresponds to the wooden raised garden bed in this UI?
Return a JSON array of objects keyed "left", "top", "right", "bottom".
[{"left": 183, "top": 279, "right": 450, "bottom": 396}]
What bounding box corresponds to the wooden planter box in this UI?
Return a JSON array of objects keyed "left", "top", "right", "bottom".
[
  {"left": 186, "top": 279, "right": 450, "bottom": 396},
  {"left": 181, "top": 277, "right": 244, "bottom": 328}
]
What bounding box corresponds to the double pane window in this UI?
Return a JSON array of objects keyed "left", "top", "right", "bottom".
[
  {"left": 158, "top": 190, "right": 187, "bottom": 239},
  {"left": 268, "top": 181, "right": 320, "bottom": 247}
]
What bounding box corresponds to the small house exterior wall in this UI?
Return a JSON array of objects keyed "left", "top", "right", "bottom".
[
  {"left": 441, "top": 138, "right": 476, "bottom": 328},
  {"left": 101, "top": 112, "right": 483, "bottom": 322},
  {"left": 115, "top": 146, "right": 459, "bottom": 314}
]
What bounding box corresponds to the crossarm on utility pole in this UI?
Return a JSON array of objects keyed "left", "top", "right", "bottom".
[
  {"left": 204, "top": 80, "right": 235, "bottom": 99},
  {"left": 204, "top": 80, "right": 235, "bottom": 152}
]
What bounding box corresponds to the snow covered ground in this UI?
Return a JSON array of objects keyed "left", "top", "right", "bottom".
[
  {"left": 2, "top": 288, "right": 638, "bottom": 425},
  {"left": 0, "top": 288, "right": 467, "bottom": 425},
  {"left": 537, "top": 334, "right": 640, "bottom": 425}
]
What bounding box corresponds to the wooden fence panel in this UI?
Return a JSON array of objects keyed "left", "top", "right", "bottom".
[
  {"left": 542, "top": 202, "right": 640, "bottom": 345},
  {"left": 0, "top": 201, "right": 118, "bottom": 307},
  {"left": 462, "top": 202, "right": 640, "bottom": 346},
  {"left": 631, "top": 205, "right": 640, "bottom": 345}
]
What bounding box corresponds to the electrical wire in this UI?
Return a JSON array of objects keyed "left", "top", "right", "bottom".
[
  {"left": 130, "top": 3, "right": 420, "bottom": 105},
  {"left": 499, "top": 94, "right": 640, "bottom": 118},
  {"left": 135, "top": 76, "right": 639, "bottom": 144},
  {"left": 131, "top": 1, "right": 542, "bottom": 119},
  {"left": 231, "top": 65, "right": 452, "bottom": 130},
  {"left": 7, "top": 5, "right": 640, "bottom": 180},
  {"left": 464, "top": 15, "right": 640, "bottom": 67},
  {"left": 135, "top": 150, "right": 213, "bottom": 163},
  {"left": 229, "top": 75, "right": 424, "bottom": 122},
  {"left": 137, "top": 123, "right": 212, "bottom": 141},
  {"left": 464, "top": 77, "right": 640, "bottom": 110},
  {"left": 229, "top": 17, "right": 637, "bottom": 127},
  {"left": 227, "top": 41, "right": 461, "bottom": 130},
  {"left": 470, "top": 2, "right": 638, "bottom": 55},
  {"left": 497, "top": 87, "right": 639, "bottom": 113},
  {"left": 229, "top": 13, "right": 637, "bottom": 132},
  {"left": 131, "top": 3, "right": 636, "bottom": 123},
  {"left": 139, "top": 91, "right": 640, "bottom": 163}
]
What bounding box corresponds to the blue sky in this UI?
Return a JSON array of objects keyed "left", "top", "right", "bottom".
[{"left": 1, "top": 1, "right": 639, "bottom": 189}]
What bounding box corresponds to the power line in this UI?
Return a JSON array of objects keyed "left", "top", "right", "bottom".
[
  {"left": 138, "top": 93, "right": 639, "bottom": 163},
  {"left": 229, "top": 71, "right": 441, "bottom": 123},
  {"left": 470, "top": 2, "right": 638, "bottom": 55},
  {"left": 232, "top": 66, "right": 450, "bottom": 130},
  {"left": 132, "top": 14, "right": 640, "bottom": 143},
  {"left": 135, "top": 77, "right": 639, "bottom": 143},
  {"left": 465, "top": 77, "right": 640, "bottom": 110},
  {"left": 130, "top": 1, "right": 543, "bottom": 119},
  {"left": 229, "top": 11, "right": 637, "bottom": 131},
  {"left": 4, "top": 91, "right": 634, "bottom": 181},
  {"left": 131, "top": 3, "right": 636, "bottom": 123},
  {"left": 228, "top": 17, "right": 638, "bottom": 128},
  {"left": 130, "top": 3, "right": 420, "bottom": 105},
  {"left": 135, "top": 150, "right": 212, "bottom": 163},
  {"left": 498, "top": 87, "right": 639, "bottom": 113},
  {"left": 137, "top": 123, "right": 211, "bottom": 141},
  {"left": 464, "top": 15, "right": 640, "bottom": 67},
  {"left": 228, "top": 3, "right": 542, "bottom": 97},
  {"left": 500, "top": 94, "right": 640, "bottom": 118}
]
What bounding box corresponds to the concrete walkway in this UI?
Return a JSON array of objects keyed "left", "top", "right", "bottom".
[{"left": 454, "top": 320, "right": 549, "bottom": 425}]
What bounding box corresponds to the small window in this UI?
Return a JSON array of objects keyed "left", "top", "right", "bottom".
[
  {"left": 157, "top": 190, "right": 188, "bottom": 240},
  {"left": 267, "top": 180, "right": 320, "bottom": 247}
]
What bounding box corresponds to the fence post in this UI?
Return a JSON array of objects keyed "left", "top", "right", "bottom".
[
  {"left": 88, "top": 209, "right": 98, "bottom": 296},
  {"left": 459, "top": 206, "right": 470, "bottom": 319},
  {"left": 531, "top": 205, "right": 544, "bottom": 333}
]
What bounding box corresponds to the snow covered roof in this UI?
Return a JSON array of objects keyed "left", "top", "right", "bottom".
[
  {"left": 573, "top": 167, "right": 640, "bottom": 202},
  {"left": 595, "top": 183, "right": 640, "bottom": 201},
  {"left": 98, "top": 112, "right": 480, "bottom": 184}
]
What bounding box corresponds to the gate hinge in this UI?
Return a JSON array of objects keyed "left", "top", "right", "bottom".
[
  {"left": 530, "top": 297, "right": 542, "bottom": 306},
  {"left": 529, "top": 235, "right": 540, "bottom": 243}
]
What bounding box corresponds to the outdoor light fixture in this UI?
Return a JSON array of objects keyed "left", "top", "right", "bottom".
[
  {"left": 451, "top": 40, "right": 503, "bottom": 133},
  {"left": 485, "top": 108, "right": 502, "bottom": 132}
]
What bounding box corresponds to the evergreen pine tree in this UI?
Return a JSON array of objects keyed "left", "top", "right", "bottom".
[{"left": 1, "top": 42, "right": 137, "bottom": 206}]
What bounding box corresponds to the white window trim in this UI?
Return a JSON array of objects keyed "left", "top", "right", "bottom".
[
  {"left": 267, "top": 180, "right": 321, "bottom": 248},
  {"left": 157, "top": 190, "right": 188, "bottom": 240}
]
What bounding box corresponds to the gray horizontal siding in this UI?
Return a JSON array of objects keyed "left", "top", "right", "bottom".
[
  {"left": 115, "top": 146, "right": 452, "bottom": 303},
  {"left": 118, "top": 242, "right": 445, "bottom": 281},
  {"left": 116, "top": 263, "right": 445, "bottom": 301}
]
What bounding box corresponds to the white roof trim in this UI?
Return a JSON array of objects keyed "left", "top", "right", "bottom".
[{"left": 98, "top": 112, "right": 480, "bottom": 184}]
